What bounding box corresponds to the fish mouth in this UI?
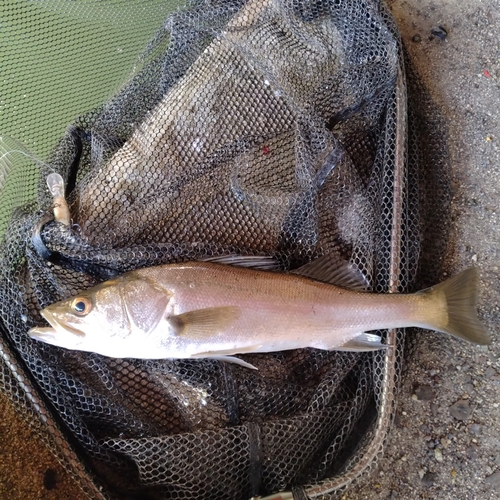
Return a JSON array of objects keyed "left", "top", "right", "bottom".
[
  {"left": 42, "top": 308, "right": 86, "bottom": 337},
  {"left": 28, "top": 309, "right": 86, "bottom": 345},
  {"left": 28, "top": 326, "right": 59, "bottom": 344},
  {"left": 28, "top": 324, "right": 86, "bottom": 351}
]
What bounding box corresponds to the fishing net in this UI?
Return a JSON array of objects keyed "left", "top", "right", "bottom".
[{"left": 0, "top": 0, "right": 450, "bottom": 498}]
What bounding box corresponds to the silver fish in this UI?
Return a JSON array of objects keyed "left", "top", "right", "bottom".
[{"left": 28, "top": 258, "right": 490, "bottom": 369}]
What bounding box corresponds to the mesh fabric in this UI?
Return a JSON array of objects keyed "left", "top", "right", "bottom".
[{"left": 0, "top": 0, "right": 449, "bottom": 498}]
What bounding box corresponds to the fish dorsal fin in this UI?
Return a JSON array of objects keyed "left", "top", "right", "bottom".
[
  {"left": 336, "top": 333, "right": 385, "bottom": 351},
  {"left": 120, "top": 278, "right": 172, "bottom": 334},
  {"left": 291, "top": 254, "right": 370, "bottom": 291},
  {"left": 202, "top": 254, "right": 280, "bottom": 271},
  {"left": 168, "top": 307, "right": 241, "bottom": 339}
]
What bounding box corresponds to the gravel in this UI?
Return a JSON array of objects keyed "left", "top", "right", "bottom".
[{"left": 485, "top": 471, "right": 500, "bottom": 490}]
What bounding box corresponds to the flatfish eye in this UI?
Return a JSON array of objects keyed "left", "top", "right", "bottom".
[{"left": 71, "top": 297, "right": 92, "bottom": 315}]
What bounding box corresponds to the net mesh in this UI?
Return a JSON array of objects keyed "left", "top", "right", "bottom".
[{"left": 0, "top": 0, "right": 450, "bottom": 498}]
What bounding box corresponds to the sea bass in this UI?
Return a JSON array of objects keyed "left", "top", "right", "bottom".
[{"left": 28, "top": 260, "right": 490, "bottom": 368}]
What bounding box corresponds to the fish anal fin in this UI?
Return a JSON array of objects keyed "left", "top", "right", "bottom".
[
  {"left": 292, "top": 254, "right": 370, "bottom": 291},
  {"left": 168, "top": 306, "right": 241, "bottom": 339},
  {"left": 336, "top": 333, "right": 386, "bottom": 351}
]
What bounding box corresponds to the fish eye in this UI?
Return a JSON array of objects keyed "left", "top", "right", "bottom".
[{"left": 71, "top": 297, "right": 92, "bottom": 316}]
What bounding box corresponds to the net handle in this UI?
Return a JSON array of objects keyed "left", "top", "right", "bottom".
[{"left": 303, "top": 64, "right": 407, "bottom": 498}]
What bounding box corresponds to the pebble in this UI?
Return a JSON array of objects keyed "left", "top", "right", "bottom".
[
  {"left": 430, "top": 403, "right": 439, "bottom": 417},
  {"left": 431, "top": 25, "right": 448, "bottom": 40},
  {"left": 414, "top": 385, "right": 435, "bottom": 401},
  {"left": 440, "top": 437, "right": 450, "bottom": 449},
  {"left": 464, "top": 383, "right": 475, "bottom": 394},
  {"left": 467, "top": 444, "right": 479, "bottom": 459},
  {"left": 435, "top": 447, "right": 443, "bottom": 462},
  {"left": 393, "top": 413, "right": 402, "bottom": 428},
  {"left": 468, "top": 423, "right": 482, "bottom": 435},
  {"left": 485, "top": 470, "right": 500, "bottom": 491},
  {"left": 449, "top": 400, "right": 471, "bottom": 421},
  {"left": 421, "top": 471, "right": 438, "bottom": 487}
]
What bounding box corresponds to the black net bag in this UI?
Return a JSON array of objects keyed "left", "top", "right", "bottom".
[{"left": 0, "top": 0, "right": 450, "bottom": 498}]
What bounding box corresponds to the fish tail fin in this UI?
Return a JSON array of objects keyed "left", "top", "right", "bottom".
[{"left": 425, "top": 267, "right": 490, "bottom": 345}]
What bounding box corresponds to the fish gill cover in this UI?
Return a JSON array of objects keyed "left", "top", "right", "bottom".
[{"left": 0, "top": 0, "right": 450, "bottom": 498}]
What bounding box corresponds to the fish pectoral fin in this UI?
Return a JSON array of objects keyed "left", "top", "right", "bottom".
[
  {"left": 168, "top": 306, "right": 241, "bottom": 339},
  {"left": 190, "top": 354, "right": 258, "bottom": 370},
  {"left": 335, "top": 333, "right": 386, "bottom": 351},
  {"left": 291, "top": 253, "right": 370, "bottom": 291}
]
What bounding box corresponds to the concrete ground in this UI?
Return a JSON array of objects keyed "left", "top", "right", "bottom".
[
  {"left": 347, "top": 0, "right": 500, "bottom": 498},
  {"left": 1, "top": 0, "right": 499, "bottom": 498}
]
